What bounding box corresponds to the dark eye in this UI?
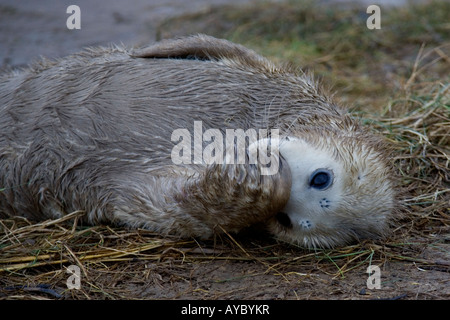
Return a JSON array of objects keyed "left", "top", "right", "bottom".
[{"left": 309, "top": 169, "right": 333, "bottom": 190}]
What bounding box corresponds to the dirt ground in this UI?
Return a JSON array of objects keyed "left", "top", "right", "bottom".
[
  {"left": 105, "top": 243, "right": 450, "bottom": 300},
  {"left": 0, "top": 0, "right": 448, "bottom": 301}
]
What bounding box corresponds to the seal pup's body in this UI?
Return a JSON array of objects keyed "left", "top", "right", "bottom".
[{"left": 0, "top": 35, "right": 395, "bottom": 248}]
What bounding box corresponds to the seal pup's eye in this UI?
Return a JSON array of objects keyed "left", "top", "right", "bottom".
[{"left": 309, "top": 169, "right": 333, "bottom": 190}]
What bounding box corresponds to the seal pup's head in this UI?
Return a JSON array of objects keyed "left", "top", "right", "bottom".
[{"left": 265, "top": 128, "right": 395, "bottom": 249}]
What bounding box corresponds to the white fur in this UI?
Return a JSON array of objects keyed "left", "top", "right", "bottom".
[
  {"left": 249, "top": 136, "right": 343, "bottom": 236},
  {"left": 278, "top": 137, "right": 344, "bottom": 234}
]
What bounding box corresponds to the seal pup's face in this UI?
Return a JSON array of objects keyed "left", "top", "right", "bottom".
[{"left": 268, "top": 134, "right": 395, "bottom": 249}]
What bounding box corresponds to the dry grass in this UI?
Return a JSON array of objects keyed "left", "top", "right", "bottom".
[{"left": 1, "top": 0, "right": 449, "bottom": 299}]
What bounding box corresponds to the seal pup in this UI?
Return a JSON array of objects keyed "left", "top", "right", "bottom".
[{"left": 0, "top": 35, "right": 395, "bottom": 248}]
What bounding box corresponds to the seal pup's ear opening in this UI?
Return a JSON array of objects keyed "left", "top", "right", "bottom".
[{"left": 130, "top": 34, "right": 267, "bottom": 66}]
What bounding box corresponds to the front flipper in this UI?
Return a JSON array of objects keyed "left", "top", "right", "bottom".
[
  {"left": 108, "top": 149, "right": 292, "bottom": 239},
  {"left": 176, "top": 153, "right": 292, "bottom": 235}
]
